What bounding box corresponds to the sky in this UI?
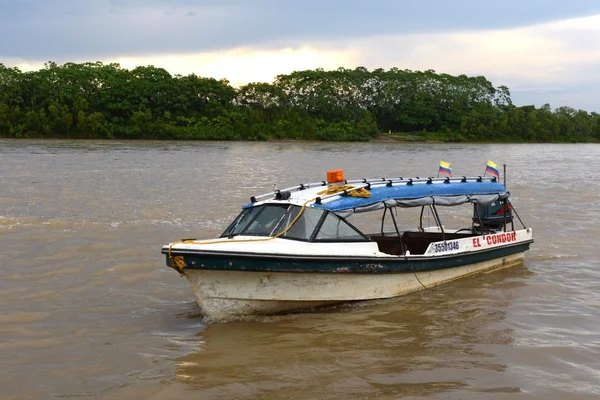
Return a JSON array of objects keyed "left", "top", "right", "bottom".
[{"left": 2, "top": 0, "right": 600, "bottom": 111}]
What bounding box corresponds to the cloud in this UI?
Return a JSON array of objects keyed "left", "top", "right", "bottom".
[
  {"left": 387, "top": 14, "right": 600, "bottom": 110},
  {"left": 2, "top": 2, "right": 600, "bottom": 110},
  {"left": 100, "top": 13, "right": 600, "bottom": 110},
  {"left": 2, "top": 0, "right": 600, "bottom": 59},
  {"left": 114, "top": 47, "right": 361, "bottom": 85}
]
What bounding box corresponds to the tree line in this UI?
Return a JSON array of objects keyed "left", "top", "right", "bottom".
[{"left": 0, "top": 61, "right": 599, "bottom": 142}]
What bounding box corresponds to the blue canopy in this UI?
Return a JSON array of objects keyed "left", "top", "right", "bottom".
[{"left": 313, "top": 180, "right": 508, "bottom": 213}]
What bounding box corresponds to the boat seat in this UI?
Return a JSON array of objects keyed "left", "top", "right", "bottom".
[
  {"left": 402, "top": 231, "right": 475, "bottom": 255},
  {"left": 371, "top": 231, "right": 476, "bottom": 255},
  {"left": 369, "top": 235, "right": 405, "bottom": 255}
]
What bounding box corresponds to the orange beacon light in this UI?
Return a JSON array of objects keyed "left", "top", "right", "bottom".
[{"left": 326, "top": 169, "right": 345, "bottom": 184}]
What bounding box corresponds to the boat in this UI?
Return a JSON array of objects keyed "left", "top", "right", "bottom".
[{"left": 161, "top": 169, "right": 533, "bottom": 318}]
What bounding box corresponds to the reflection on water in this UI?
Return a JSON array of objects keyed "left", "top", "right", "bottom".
[
  {"left": 173, "top": 268, "right": 528, "bottom": 399},
  {"left": 2, "top": 140, "right": 600, "bottom": 399}
]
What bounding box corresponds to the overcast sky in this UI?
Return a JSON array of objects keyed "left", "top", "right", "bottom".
[{"left": 2, "top": 0, "right": 600, "bottom": 111}]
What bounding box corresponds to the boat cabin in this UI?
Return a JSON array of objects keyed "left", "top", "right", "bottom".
[{"left": 221, "top": 173, "right": 525, "bottom": 256}]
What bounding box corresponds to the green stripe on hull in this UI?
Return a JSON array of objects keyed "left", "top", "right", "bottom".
[{"left": 167, "top": 242, "right": 531, "bottom": 274}]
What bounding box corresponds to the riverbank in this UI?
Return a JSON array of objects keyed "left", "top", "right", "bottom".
[
  {"left": 3, "top": 131, "right": 599, "bottom": 143},
  {"left": 373, "top": 132, "right": 600, "bottom": 144},
  {"left": 2, "top": 63, "right": 600, "bottom": 143}
]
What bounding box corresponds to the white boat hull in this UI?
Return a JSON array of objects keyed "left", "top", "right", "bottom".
[{"left": 183, "top": 251, "right": 525, "bottom": 318}]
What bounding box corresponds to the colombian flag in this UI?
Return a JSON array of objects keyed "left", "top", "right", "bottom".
[
  {"left": 485, "top": 160, "right": 500, "bottom": 178},
  {"left": 438, "top": 161, "right": 452, "bottom": 176}
]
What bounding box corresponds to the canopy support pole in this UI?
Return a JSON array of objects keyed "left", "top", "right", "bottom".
[
  {"left": 473, "top": 204, "right": 486, "bottom": 234},
  {"left": 510, "top": 200, "right": 527, "bottom": 229},
  {"left": 503, "top": 198, "right": 507, "bottom": 232},
  {"left": 431, "top": 204, "right": 445, "bottom": 242},
  {"left": 387, "top": 204, "right": 405, "bottom": 254},
  {"left": 380, "top": 206, "right": 388, "bottom": 236}
]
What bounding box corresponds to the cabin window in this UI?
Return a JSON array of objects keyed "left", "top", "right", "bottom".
[
  {"left": 242, "top": 204, "right": 290, "bottom": 236},
  {"left": 221, "top": 204, "right": 289, "bottom": 237},
  {"left": 277, "top": 207, "right": 324, "bottom": 240},
  {"left": 314, "top": 212, "right": 368, "bottom": 242},
  {"left": 222, "top": 205, "right": 368, "bottom": 242},
  {"left": 221, "top": 206, "right": 262, "bottom": 237}
]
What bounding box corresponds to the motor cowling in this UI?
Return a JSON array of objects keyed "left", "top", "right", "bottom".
[{"left": 473, "top": 201, "right": 512, "bottom": 231}]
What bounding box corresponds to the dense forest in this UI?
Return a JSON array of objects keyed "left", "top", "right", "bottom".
[{"left": 0, "top": 61, "right": 599, "bottom": 142}]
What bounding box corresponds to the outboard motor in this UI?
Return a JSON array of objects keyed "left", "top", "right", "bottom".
[{"left": 473, "top": 200, "right": 512, "bottom": 232}]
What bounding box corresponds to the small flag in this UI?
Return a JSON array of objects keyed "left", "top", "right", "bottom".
[
  {"left": 438, "top": 161, "right": 452, "bottom": 176},
  {"left": 485, "top": 160, "right": 500, "bottom": 178}
]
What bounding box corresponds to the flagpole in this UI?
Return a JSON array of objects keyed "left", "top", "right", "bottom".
[{"left": 503, "top": 163, "right": 507, "bottom": 232}]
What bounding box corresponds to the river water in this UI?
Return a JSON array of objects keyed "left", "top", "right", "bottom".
[{"left": 1, "top": 140, "right": 599, "bottom": 399}]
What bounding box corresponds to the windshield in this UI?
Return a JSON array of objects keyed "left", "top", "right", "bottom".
[
  {"left": 221, "top": 204, "right": 368, "bottom": 242},
  {"left": 221, "top": 205, "right": 289, "bottom": 237},
  {"left": 314, "top": 212, "right": 368, "bottom": 242},
  {"left": 277, "top": 207, "right": 324, "bottom": 240}
]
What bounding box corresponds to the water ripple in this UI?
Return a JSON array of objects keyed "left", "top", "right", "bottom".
[{"left": 2, "top": 140, "right": 600, "bottom": 399}]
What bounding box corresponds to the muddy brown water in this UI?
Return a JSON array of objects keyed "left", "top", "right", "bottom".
[{"left": 1, "top": 140, "right": 599, "bottom": 399}]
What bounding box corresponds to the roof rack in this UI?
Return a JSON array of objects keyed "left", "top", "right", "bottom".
[{"left": 249, "top": 176, "right": 498, "bottom": 204}]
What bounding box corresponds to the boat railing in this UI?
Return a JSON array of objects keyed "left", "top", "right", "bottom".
[{"left": 250, "top": 176, "right": 498, "bottom": 204}]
